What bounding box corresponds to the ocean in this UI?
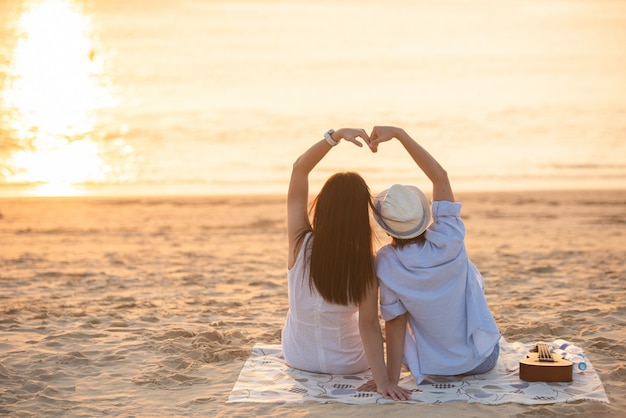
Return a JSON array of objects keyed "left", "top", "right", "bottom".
[{"left": 1, "top": 0, "right": 625, "bottom": 197}]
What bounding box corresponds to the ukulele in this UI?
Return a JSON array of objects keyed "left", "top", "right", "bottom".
[{"left": 519, "top": 342, "right": 573, "bottom": 382}]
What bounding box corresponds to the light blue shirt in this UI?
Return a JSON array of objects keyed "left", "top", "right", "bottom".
[{"left": 377, "top": 200, "right": 500, "bottom": 384}]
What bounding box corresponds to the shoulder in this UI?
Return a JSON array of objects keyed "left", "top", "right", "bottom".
[
  {"left": 431, "top": 200, "right": 462, "bottom": 217},
  {"left": 288, "top": 231, "right": 312, "bottom": 270},
  {"left": 427, "top": 200, "right": 465, "bottom": 240},
  {"left": 376, "top": 243, "right": 394, "bottom": 258},
  {"left": 375, "top": 244, "right": 400, "bottom": 270}
]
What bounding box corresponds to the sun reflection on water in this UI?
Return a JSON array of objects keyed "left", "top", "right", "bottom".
[{"left": 1, "top": 0, "right": 131, "bottom": 195}]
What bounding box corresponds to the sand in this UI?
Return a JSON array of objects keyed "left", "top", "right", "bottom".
[{"left": 0, "top": 189, "right": 624, "bottom": 417}]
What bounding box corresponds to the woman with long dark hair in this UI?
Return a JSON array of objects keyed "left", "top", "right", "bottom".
[{"left": 281, "top": 128, "right": 410, "bottom": 401}]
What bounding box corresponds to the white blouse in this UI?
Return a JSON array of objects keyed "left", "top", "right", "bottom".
[{"left": 281, "top": 232, "right": 369, "bottom": 374}]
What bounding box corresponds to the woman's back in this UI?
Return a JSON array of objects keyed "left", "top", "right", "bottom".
[{"left": 281, "top": 233, "right": 369, "bottom": 374}]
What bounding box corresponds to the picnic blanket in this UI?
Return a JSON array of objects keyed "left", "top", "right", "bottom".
[{"left": 227, "top": 337, "right": 609, "bottom": 405}]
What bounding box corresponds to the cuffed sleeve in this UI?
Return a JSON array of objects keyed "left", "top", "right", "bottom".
[{"left": 380, "top": 298, "right": 407, "bottom": 321}]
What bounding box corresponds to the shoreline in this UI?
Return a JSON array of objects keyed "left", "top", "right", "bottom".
[
  {"left": 0, "top": 186, "right": 624, "bottom": 200},
  {"left": 0, "top": 179, "right": 625, "bottom": 199}
]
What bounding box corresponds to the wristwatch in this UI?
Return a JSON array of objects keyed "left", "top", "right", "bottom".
[{"left": 324, "top": 129, "right": 338, "bottom": 146}]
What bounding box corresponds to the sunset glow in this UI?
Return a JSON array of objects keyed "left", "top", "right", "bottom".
[
  {"left": 0, "top": 0, "right": 624, "bottom": 196},
  {"left": 2, "top": 0, "right": 115, "bottom": 193}
]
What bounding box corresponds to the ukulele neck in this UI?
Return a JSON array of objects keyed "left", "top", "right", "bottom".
[{"left": 537, "top": 343, "right": 555, "bottom": 362}]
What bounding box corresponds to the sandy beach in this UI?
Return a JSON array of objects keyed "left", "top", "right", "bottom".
[{"left": 0, "top": 189, "right": 624, "bottom": 417}]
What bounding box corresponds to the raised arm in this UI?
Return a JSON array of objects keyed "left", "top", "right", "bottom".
[
  {"left": 287, "top": 128, "right": 369, "bottom": 268},
  {"left": 368, "top": 126, "right": 454, "bottom": 202}
]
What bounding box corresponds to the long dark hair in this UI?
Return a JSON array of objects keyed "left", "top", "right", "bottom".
[{"left": 298, "top": 172, "right": 377, "bottom": 306}]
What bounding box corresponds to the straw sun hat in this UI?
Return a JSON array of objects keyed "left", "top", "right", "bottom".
[{"left": 373, "top": 184, "right": 432, "bottom": 239}]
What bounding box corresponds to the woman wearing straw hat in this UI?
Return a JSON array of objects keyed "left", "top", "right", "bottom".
[
  {"left": 281, "top": 128, "right": 410, "bottom": 401},
  {"left": 362, "top": 126, "right": 501, "bottom": 389}
]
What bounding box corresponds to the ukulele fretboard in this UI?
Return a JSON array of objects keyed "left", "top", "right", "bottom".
[{"left": 537, "top": 343, "right": 555, "bottom": 362}]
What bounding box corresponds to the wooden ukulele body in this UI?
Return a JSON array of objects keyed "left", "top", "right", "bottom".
[{"left": 519, "top": 344, "right": 573, "bottom": 382}]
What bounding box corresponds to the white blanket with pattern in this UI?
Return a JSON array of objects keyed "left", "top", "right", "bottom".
[{"left": 227, "top": 338, "right": 609, "bottom": 405}]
